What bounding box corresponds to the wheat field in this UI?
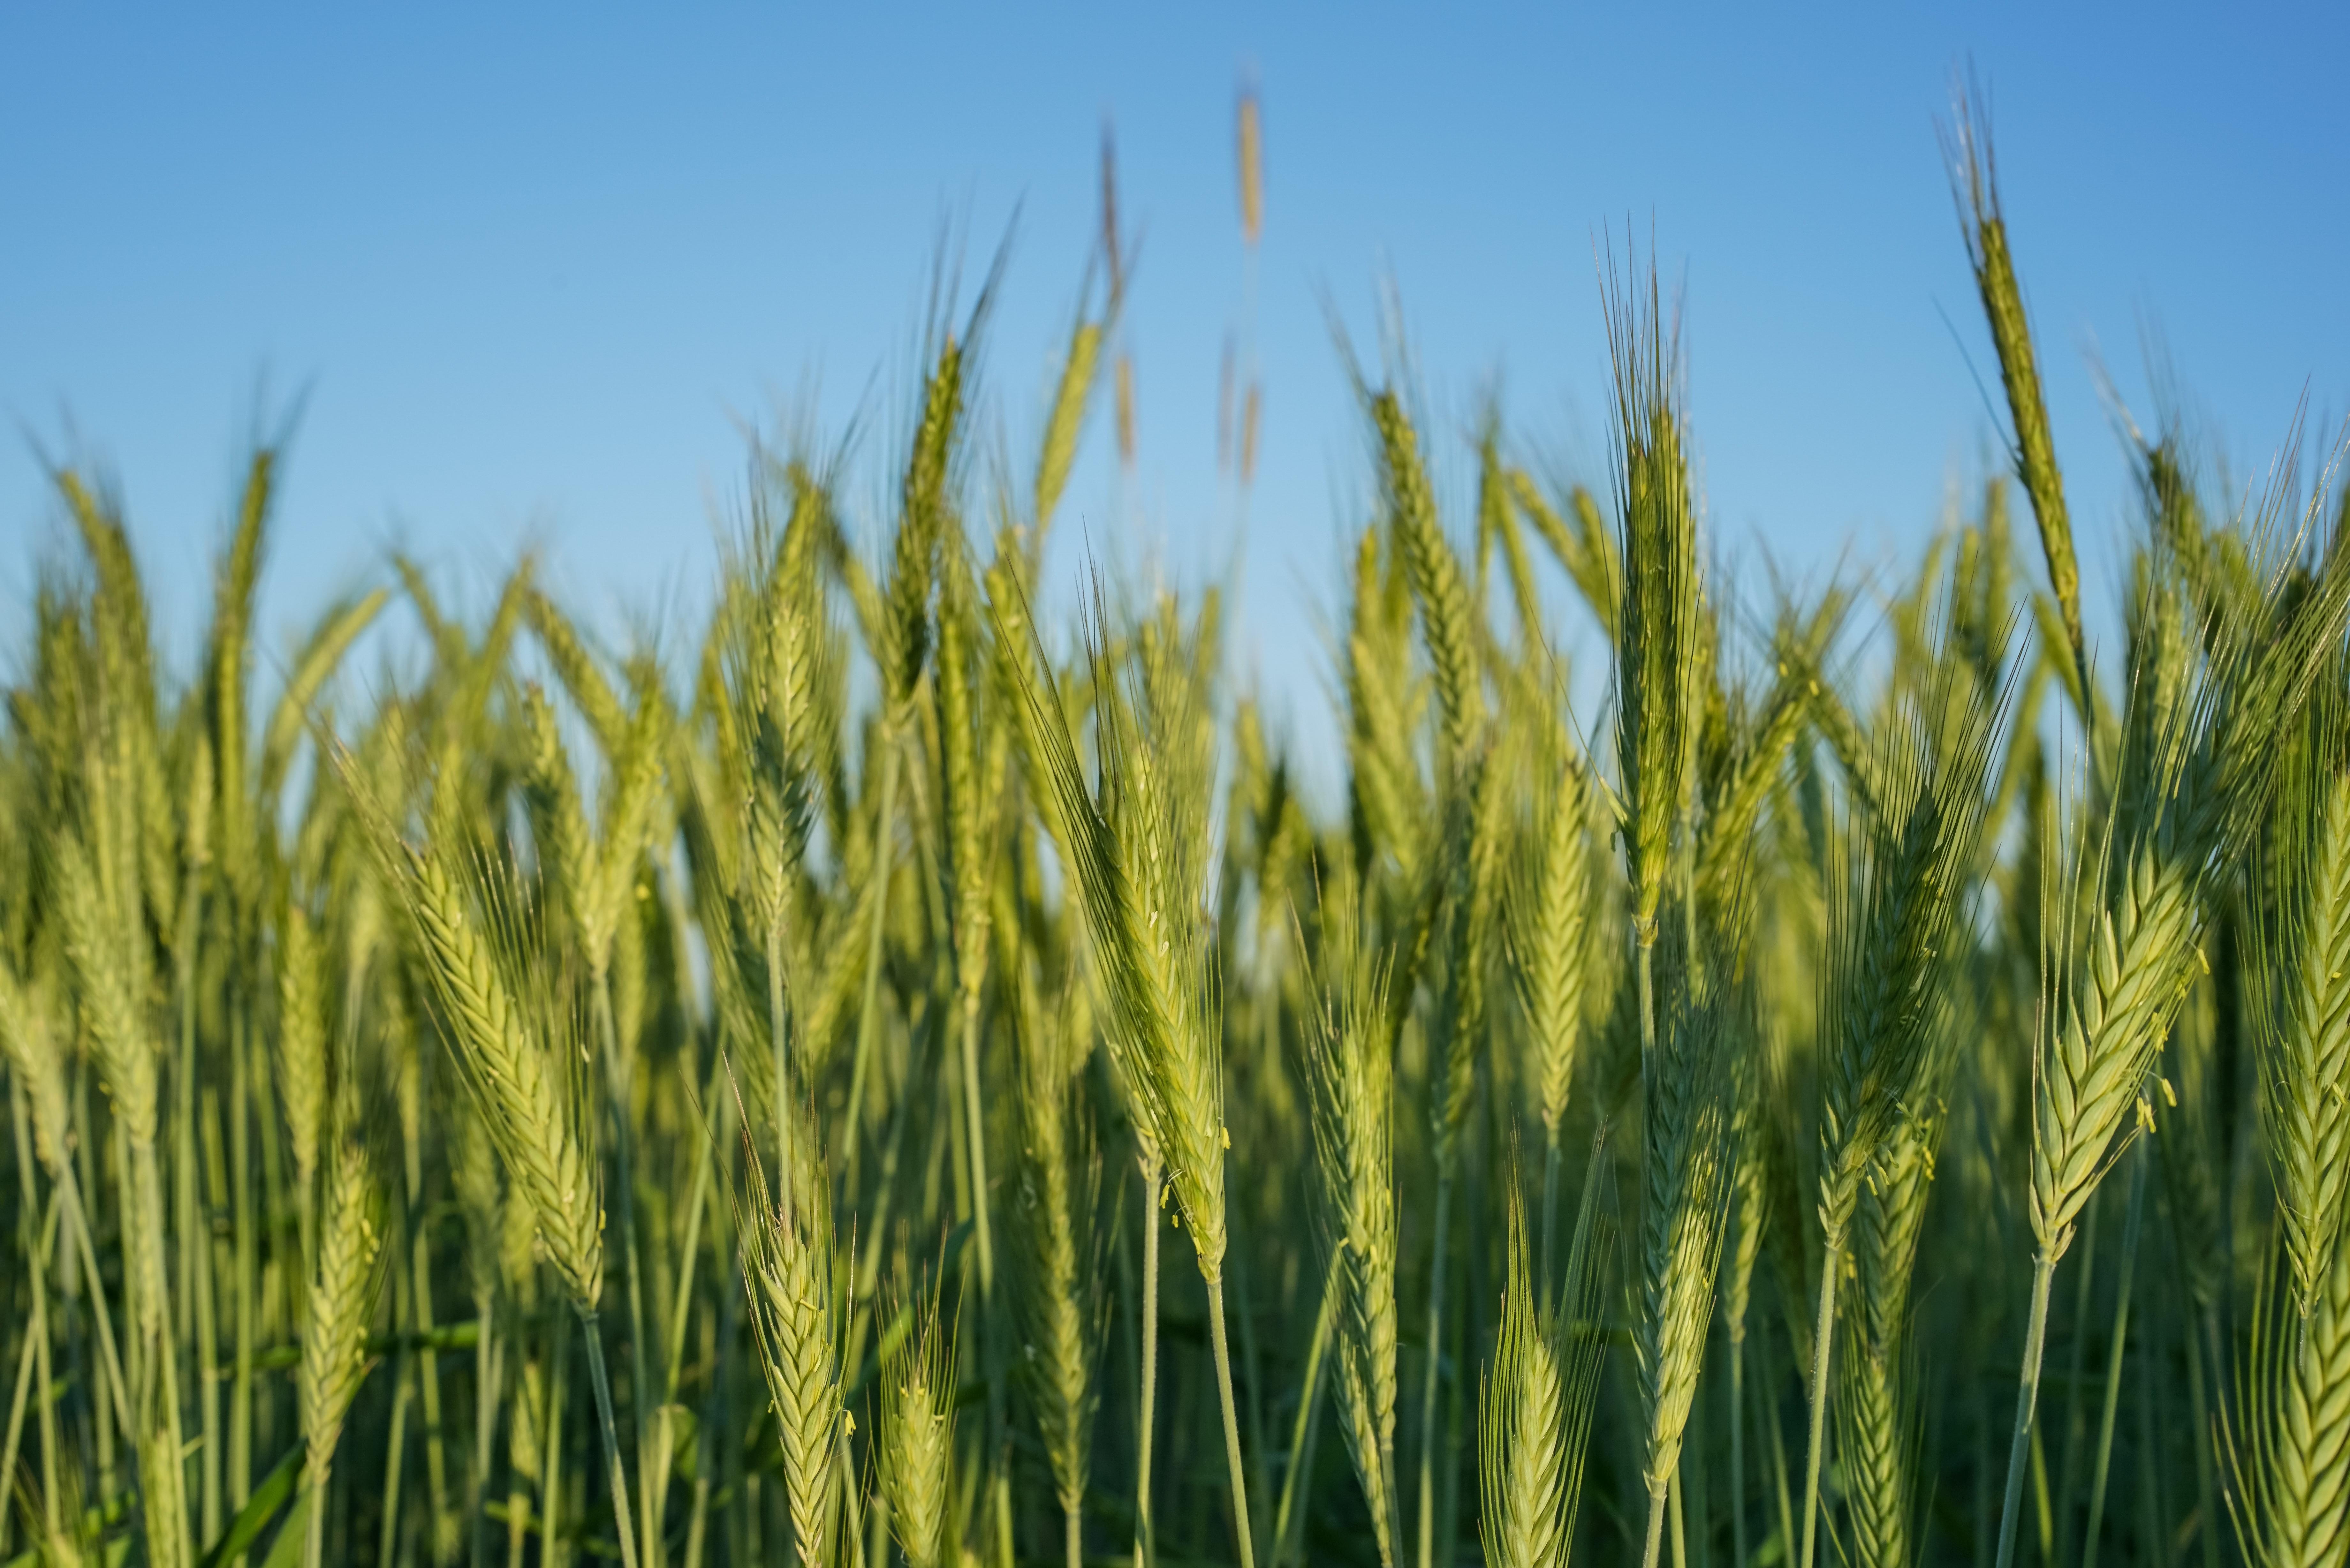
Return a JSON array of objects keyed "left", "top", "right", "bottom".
[{"left": 4, "top": 97, "right": 2349, "bottom": 1568}]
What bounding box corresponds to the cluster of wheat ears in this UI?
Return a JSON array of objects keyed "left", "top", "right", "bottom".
[{"left": 6, "top": 91, "right": 2350, "bottom": 1568}]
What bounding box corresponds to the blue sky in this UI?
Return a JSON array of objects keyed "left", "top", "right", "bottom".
[{"left": 4, "top": 4, "right": 2344, "bottom": 790}]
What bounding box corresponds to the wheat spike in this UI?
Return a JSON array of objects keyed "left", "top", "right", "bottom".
[
  {"left": 1511, "top": 697, "right": 1593, "bottom": 1145},
  {"left": 2238, "top": 1224, "right": 2350, "bottom": 1568},
  {"left": 1944, "top": 90, "right": 2086, "bottom": 703},
  {"left": 1036, "top": 317, "right": 1104, "bottom": 534},
  {"left": 277, "top": 901, "right": 330, "bottom": 1192},
  {"left": 1011, "top": 967, "right": 1104, "bottom": 1537},
  {"left": 738, "top": 1136, "right": 845, "bottom": 1568},
  {"left": 1606, "top": 262, "right": 1703, "bottom": 946},
  {"left": 300, "top": 1133, "right": 385, "bottom": 1544},
  {"left": 880, "top": 1284, "right": 957, "bottom": 1568},
  {"left": 1482, "top": 1195, "right": 1571, "bottom": 1568},
  {"left": 1635, "top": 918, "right": 1742, "bottom": 1558},
  {"left": 1303, "top": 874, "right": 1401, "bottom": 1565},
  {"left": 1371, "top": 387, "right": 1484, "bottom": 772},
  {"left": 2252, "top": 669, "right": 2350, "bottom": 1323},
  {"left": 1479, "top": 1150, "right": 1611, "bottom": 1568}
]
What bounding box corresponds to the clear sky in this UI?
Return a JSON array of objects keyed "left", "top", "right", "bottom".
[{"left": 4, "top": 4, "right": 2344, "bottom": 792}]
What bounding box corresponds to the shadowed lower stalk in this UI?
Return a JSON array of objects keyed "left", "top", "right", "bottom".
[
  {"left": 1135, "top": 1153, "right": 1162, "bottom": 1568},
  {"left": 2078, "top": 1147, "right": 2146, "bottom": 1568},
  {"left": 1275, "top": 1252, "right": 1341, "bottom": 1567}
]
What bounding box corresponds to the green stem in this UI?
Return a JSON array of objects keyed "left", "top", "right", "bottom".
[
  {"left": 378, "top": 1229, "right": 413, "bottom": 1568},
  {"left": 1798, "top": 1241, "right": 1842, "bottom": 1568},
  {"left": 1643, "top": 1481, "right": 1671, "bottom": 1568},
  {"left": 578, "top": 1310, "right": 643, "bottom": 1568},
  {"left": 232, "top": 1009, "right": 258, "bottom": 1520},
  {"left": 593, "top": 974, "right": 657, "bottom": 1568},
  {"left": 1207, "top": 1280, "right": 1259, "bottom": 1568},
  {"left": 2080, "top": 1154, "right": 2146, "bottom": 1568},
  {"left": 2055, "top": 1194, "right": 2103, "bottom": 1543},
  {"left": 1, "top": 1188, "right": 62, "bottom": 1556},
  {"left": 472, "top": 1294, "right": 498, "bottom": 1568},
  {"left": 1539, "top": 1126, "right": 1562, "bottom": 1308},
  {"left": 1730, "top": 1333, "right": 1748, "bottom": 1568},
  {"left": 542, "top": 1313, "right": 569, "bottom": 1568},
  {"left": 1134, "top": 1154, "right": 1162, "bottom": 1568},
  {"left": 305, "top": 1473, "right": 331, "bottom": 1568},
  {"left": 843, "top": 735, "right": 904, "bottom": 1191},
  {"left": 1672, "top": 1468, "right": 1689, "bottom": 1568},
  {"left": 1756, "top": 1327, "right": 1794, "bottom": 1568},
  {"left": 1274, "top": 1253, "right": 1341, "bottom": 1567},
  {"left": 2185, "top": 1305, "right": 2221, "bottom": 1568},
  {"left": 1416, "top": 1173, "right": 1454, "bottom": 1568},
  {"left": 1993, "top": 1254, "right": 2058, "bottom": 1568},
  {"left": 954, "top": 992, "right": 1010, "bottom": 1568}
]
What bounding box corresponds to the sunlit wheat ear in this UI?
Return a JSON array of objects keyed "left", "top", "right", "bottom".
[
  {"left": 999, "top": 578, "right": 1226, "bottom": 1274},
  {"left": 0, "top": 954, "right": 71, "bottom": 1184},
  {"left": 1480, "top": 1152, "right": 1611, "bottom": 1568},
  {"left": 1635, "top": 918, "right": 1744, "bottom": 1548},
  {"left": 1302, "top": 880, "right": 1400, "bottom": 1566},
  {"left": 1035, "top": 315, "right": 1104, "bottom": 535},
  {"left": 2033, "top": 483, "right": 2350, "bottom": 1267},
  {"left": 333, "top": 746, "right": 605, "bottom": 1310},
  {"left": 1815, "top": 633, "right": 2008, "bottom": 1266},
  {"left": 880, "top": 1282, "right": 957, "bottom": 1568},
  {"left": 1943, "top": 88, "right": 2085, "bottom": 700},
  {"left": 1344, "top": 523, "right": 1429, "bottom": 893},
  {"left": 938, "top": 532, "right": 995, "bottom": 1006},
  {"left": 2235, "top": 1225, "right": 2350, "bottom": 1568},
  {"left": 300, "top": 1130, "right": 386, "bottom": 1566},
  {"left": 1834, "top": 1096, "right": 1946, "bottom": 1568},
  {"left": 1605, "top": 258, "right": 1703, "bottom": 946},
  {"left": 276, "top": 901, "right": 330, "bottom": 1191},
  {"left": 734, "top": 1127, "right": 845, "bottom": 1568},
  {"left": 1011, "top": 970, "right": 1104, "bottom": 1529},
  {"left": 1510, "top": 706, "right": 1594, "bottom": 1143},
  {"left": 1483, "top": 1191, "right": 1571, "bottom": 1568},
  {"left": 1368, "top": 384, "right": 1483, "bottom": 769},
  {"left": 525, "top": 585, "right": 630, "bottom": 757},
  {"left": 2250, "top": 665, "right": 2350, "bottom": 1324}
]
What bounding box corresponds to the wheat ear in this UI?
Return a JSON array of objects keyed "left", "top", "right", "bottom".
[
  {"left": 1480, "top": 1141, "right": 1612, "bottom": 1568},
  {"left": 736, "top": 1128, "right": 845, "bottom": 1568},
  {"left": 1800, "top": 648, "right": 2007, "bottom": 1568},
  {"left": 1635, "top": 922, "right": 1741, "bottom": 1568},
  {"left": 880, "top": 1282, "right": 957, "bottom": 1568},
  {"left": 2238, "top": 1229, "right": 2350, "bottom": 1568},
  {"left": 1010, "top": 968, "right": 1104, "bottom": 1566},
  {"left": 2251, "top": 669, "right": 2350, "bottom": 1325},
  {"left": 300, "top": 1131, "right": 386, "bottom": 1568},
  {"left": 1303, "top": 882, "right": 1401, "bottom": 1567}
]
